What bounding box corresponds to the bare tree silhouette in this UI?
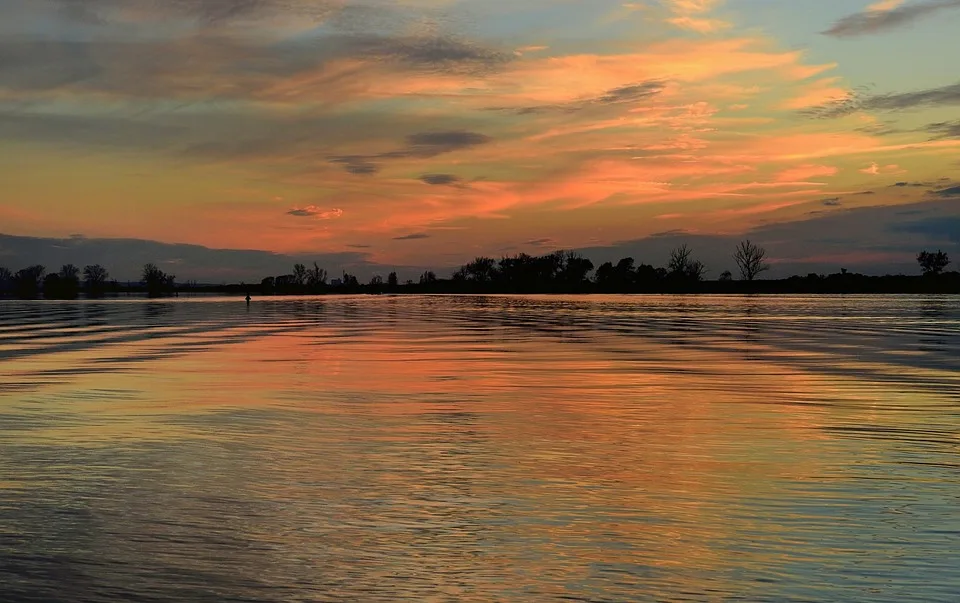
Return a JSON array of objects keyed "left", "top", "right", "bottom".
[
  {"left": 733, "top": 240, "right": 770, "bottom": 281},
  {"left": 307, "top": 262, "right": 327, "bottom": 289},
  {"left": 60, "top": 264, "right": 80, "bottom": 282},
  {"left": 292, "top": 263, "right": 307, "bottom": 287},
  {"left": 83, "top": 264, "right": 109, "bottom": 296},
  {"left": 668, "top": 245, "right": 691, "bottom": 275},
  {"left": 668, "top": 245, "right": 707, "bottom": 281}
]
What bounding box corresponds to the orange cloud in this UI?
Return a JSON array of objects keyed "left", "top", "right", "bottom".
[
  {"left": 775, "top": 164, "right": 839, "bottom": 182},
  {"left": 663, "top": 0, "right": 732, "bottom": 33},
  {"left": 4, "top": 0, "right": 959, "bottom": 265},
  {"left": 782, "top": 77, "right": 851, "bottom": 110},
  {"left": 667, "top": 16, "right": 732, "bottom": 33},
  {"left": 867, "top": 0, "right": 905, "bottom": 11}
]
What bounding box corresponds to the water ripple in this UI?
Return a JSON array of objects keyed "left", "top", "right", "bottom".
[{"left": 1, "top": 294, "right": 959, "bottom": 602}]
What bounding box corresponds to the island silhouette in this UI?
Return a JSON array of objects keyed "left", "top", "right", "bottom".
[{"left": 0, "top": 242, "right": 955, "bottom": 299}]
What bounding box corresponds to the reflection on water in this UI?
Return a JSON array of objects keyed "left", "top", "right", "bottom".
[{"left": 2, "top": 295, "right": 959, "bottom": 602}]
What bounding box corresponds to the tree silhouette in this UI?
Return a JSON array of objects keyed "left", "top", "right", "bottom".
[
  {"left": 387, "top": 271, "right": 399, "bottom": 289},
  {"left": 307, "top": 262, "right": 327, "bottom": 289},
  {"left": 637, "top": 263, "right": 666, "bottom": 287},
  {"left": 719, "top": 270, "right": 733, "bottom": 281},
  {"left": 668, "top": 245, "right": 692, "bottom": 275},
  {"left": 60, "top": 264, "right": 80, "bottom": 282},
  {"left": 596, "top": 257, "right": 658, "bottom": 292},
  {"left": 558, "top": 251, "right": 594, "bottom": 289},
  {"left": 495, "top": 254, "right": 531, "bottom": 288},
  {"left": 13, "top": 265, "right": 45, "bottom": 298},
  {"left": 142, "top": 263, "right": 174, "bottom": 297},
  {"left": 668, "top": 245, "right": 706, "bottom": 282},
  {"left": 0, "top": 266, "right": 11, "bottom": 295},
  {"left": 41, "top": 264, "right": 82, "bottom": 299},
  {"left": 917, "top": 250, "right": 950, "bottom": 276},
  {"left": 292, "top": 263, "right": 307, "bottom": 287},
  {"left": 686, "top": 260, "right": 707, "bottom": 281},
  {"left": 43, "top": 273, "right": 62, "bottom": 297},
  {"left": 274, "top": 274, "right": 296, "bottom": 291},
  {"left": 459, "top": 257, "right": 497, "bottom": 283},
  {"left": 594, "top": 261, "right": 615, "bottom": 288},
  {"left": 83, "top": 264, "right": 109, "bottom": 296},
  {"left": 58, "top": 264, "right": 81, "bottom": 298},
  {"left": 341, "top": 271, "right": 359, "bottom": 288},
  {"left": 493, "top": 251, "right": 592, "bottom": 291},
  {"left": 420, "top": 270, "right": 437, "bottom": 285},
  {"left": 733, "top": 240, "right": 770, "bottom": 281}
]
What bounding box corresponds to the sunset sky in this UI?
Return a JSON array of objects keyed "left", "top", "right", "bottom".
[{"left": 2, "top": 0, "right": 959, "bottom": 279}]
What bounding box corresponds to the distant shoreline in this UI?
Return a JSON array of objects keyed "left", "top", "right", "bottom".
[
  {"left": 2, "top": 278, "right": 958, "bottom": 300},
  {"left": 3, "top": 245, "right": 956, "bottom": 299}
]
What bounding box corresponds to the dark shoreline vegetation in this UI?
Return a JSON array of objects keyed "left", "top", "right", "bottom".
[{"left": 0, "top": 243, "right": 955, "bottom": 299}]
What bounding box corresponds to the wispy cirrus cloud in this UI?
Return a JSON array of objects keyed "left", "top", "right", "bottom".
[
  {"left": 330, "top": 131, "right": 493, "bottom": 175},
  {"left": 0, "top": 33, "right": 512, "bottom": 103},
  {"left": 823, "top": 0, "right": 960, "bottom": 38},
  {"left": 803, "top": 81, "right": 960, "bottom": 119},
  {"left": 490, "top": 79, "right": 666, "bottom": 115},
  {"left": 663, "top": 0, "right": 732, "bottom": 33},
  {"left": 51, "top": 0, "right": 335, "bottom": 23},
  {"left": 29, "top": 0, "right": 418, "bottom": 29},
  {"left": 926, "top": 121, "right": 960, "bottom": 139}
]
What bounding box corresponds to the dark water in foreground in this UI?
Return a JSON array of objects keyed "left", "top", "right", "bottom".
[{"left": 1, "top": 295, "right": 959, "bottom": 602}]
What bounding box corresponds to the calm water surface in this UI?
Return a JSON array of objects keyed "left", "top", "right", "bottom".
[{"left": 1, "top": 295, "right": 959, "bottom": 602}]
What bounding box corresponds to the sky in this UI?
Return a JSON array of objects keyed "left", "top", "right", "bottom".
[{"left": 1, "top": 0, "right": 959, "bottom": 280}]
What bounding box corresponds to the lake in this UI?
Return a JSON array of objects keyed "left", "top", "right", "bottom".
[{"left": 1, "top": 294, "right": 959, "bottom": 602}]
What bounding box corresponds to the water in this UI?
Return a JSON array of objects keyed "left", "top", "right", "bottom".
[{"left": 1, "top": 295, "right": 959, "bottom": 602}]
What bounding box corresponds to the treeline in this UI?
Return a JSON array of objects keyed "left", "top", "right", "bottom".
[
  {"left": 0, "top": 262, "right": 179, "bottom": 299},
  {"left": 0, "top": 263, "right": 112, "bottom": 299},
  {"left": 257, "top": 262, "right": 442, "bottom": 295},
  {"left": 1, "top": 244, "right": 956, "bottom": 299},
  {"left": 437, "top": 244, "right": 956, "bottom": 294},
  {"left": 243, "top": 243, "right": 956, "bottom": 295}
]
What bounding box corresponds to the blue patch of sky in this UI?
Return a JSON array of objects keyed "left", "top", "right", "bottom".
[{"left": 727, "top": 0, "right": 960, "bottom": 91}]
